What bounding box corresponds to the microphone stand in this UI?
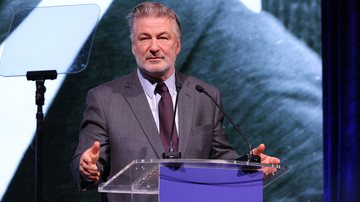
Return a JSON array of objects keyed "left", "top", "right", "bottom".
[
  {"left": 26, "top": 70, "right": 57, "bottom": 202},
  {"left": 195, "top": 85, "right": 260, "bottom": 163}
]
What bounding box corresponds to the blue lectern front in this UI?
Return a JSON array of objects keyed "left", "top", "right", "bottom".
[{"left": 98, "top": 159, "right": 288, "bottom": 202}]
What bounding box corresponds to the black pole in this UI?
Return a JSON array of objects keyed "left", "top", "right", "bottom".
[
  {"left": 35, "top": 80, "right": 45, "bottom": 202},
  {"left": 27, "top": 70, "right": 57, "bottom": 202}
]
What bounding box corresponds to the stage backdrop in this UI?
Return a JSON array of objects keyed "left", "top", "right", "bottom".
[{"left": 0, "top": 0, "right": 322, "bottom": 201}]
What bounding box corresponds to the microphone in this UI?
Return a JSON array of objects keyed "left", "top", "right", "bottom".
[
  {"left": 162, "top": 83, "right": 182, "bottom": 159},
  {"left": 195, "top": 85, "right": 260, "bottom": 162}
]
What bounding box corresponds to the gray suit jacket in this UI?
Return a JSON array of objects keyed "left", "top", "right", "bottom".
[{"left": 71, "top": 70, "right": 241, "bottom": 201}]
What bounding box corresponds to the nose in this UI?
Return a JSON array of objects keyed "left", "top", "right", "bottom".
[{"left": 149, "top": 39, "right": 160, "bottom": 55}]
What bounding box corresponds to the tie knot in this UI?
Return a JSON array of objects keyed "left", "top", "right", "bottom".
[{"left": 155, "top": 82, "right": 169, "bottom": 95}]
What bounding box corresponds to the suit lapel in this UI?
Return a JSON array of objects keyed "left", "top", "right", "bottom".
[
  {"left": 177, "top": 76, "right": 194, "bottom": 156},
  {"left": 123, "top": 71, "right": 164, "bottom": 158}
]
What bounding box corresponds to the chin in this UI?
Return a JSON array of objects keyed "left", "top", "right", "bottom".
[{"left": 146, "top": 65, "right": 170, "bottom": 74}]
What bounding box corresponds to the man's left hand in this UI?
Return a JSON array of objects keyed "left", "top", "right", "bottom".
[{"left": 252, "top": 143, "right": 280, "bottom": 175}]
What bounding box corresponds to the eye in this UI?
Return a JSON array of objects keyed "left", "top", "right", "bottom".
[
  {"left": 159, "top": 35, "right": 169, "bottom": 40},
  {"left": 139, "top": 36, "right": 150, "bottom": 41},
  {"left": 138, "top": 34, "right": 151, "bottom": 41}
]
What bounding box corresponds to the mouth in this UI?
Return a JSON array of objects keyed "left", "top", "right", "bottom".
[
  {"left": 146, "top": 57, "right": 163, "bottom": 64},
  {"left": 147, "top": 56, "right": 164, "bottom": 61}
]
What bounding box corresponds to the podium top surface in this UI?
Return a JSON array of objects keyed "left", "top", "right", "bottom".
[{"left": 98, "top": 159, "right": 289, "bottom": 194}]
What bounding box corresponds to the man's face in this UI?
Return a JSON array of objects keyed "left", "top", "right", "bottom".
[{"left": 131, "top": 16, "right": 181, "bottom": 81}]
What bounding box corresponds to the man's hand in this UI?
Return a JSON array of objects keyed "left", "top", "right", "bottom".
[
  {"left": 79, "top": 141, "right": 101, "bottom": 182},
  {"left": 252, "top": 143, "right": 280, "bottom": 175}
]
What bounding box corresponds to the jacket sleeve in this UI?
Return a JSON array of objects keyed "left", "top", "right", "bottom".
[{"left": 71, "top": 88, "right": 110, "bottom": 191}]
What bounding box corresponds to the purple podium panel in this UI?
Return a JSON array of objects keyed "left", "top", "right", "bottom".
[{"left": 159, "top": 165, "right": 263, "bottom": 202}]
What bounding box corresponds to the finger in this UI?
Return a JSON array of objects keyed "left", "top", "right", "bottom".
[
  {"left": 81, "top": 151, "right": 94, "bottom": 164},
  {"left": 80, "top": 142, "right": 100, "bottom": 165},
  {"left": 80, "top": 167, "right": 92, "bottom": 177},
  {"left": 80, "top": 168, "right": 100, "bottom": 181},
  {"left": 268, "top": 167, "right": 277, "bottom": 173},
  {"left": 87, "top": 175, "right": 100, "bottom": 181},
  {"left": 270, "top": 157, "right": 281, "bottom": 164},
  {"left": 81, "top": 152, "right": 98, "bottom": 167},
  {"left": 90, "top": 141, "right": 100, "bottom": 156},
  {"left": 79, "top": 167, "right": 100, "bottom": 176},
  {"left": 80, "top": 160, "right": 98, "bottom": 171},
  {"left": 83, "top": 168, "right": 100, "bottom": 176},
  {"left": 262, "top": 167, "right": 277, "bottom": 176},
  {"left": 252, "top": 143, "right": 265, "bottom": 155},
  {"left": 80, "top": 166, "right": 93, "bottom": 178},
  {"left": 89, "top": 141, "right": 100, "bottom": 164},
  {"left": 80, "top": 163, "right": 100, "bottom": 176}
]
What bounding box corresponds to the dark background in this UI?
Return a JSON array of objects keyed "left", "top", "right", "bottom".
[{"left": 1, "top": 0, "right": 324, "bottom": 201}]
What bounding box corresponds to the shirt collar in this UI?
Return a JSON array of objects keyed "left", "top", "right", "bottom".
[{"left": 137, "top": 68, "right": 177, "bottom": 98}]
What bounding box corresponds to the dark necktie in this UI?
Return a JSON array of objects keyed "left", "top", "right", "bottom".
[{"left": 155, "top": 82, "right": 178, "bottom": 152}]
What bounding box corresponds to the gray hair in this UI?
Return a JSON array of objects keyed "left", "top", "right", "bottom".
[{"left": 127, "top": 2, "right": 182, "bottom": 41}]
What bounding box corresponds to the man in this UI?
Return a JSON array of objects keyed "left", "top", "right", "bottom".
[{"left": 71, "top": 2, "right": 280, "bottom": 201}]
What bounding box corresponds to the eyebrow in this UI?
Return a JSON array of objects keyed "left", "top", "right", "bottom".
[{"left": 138, "top": 31, "right": 170, "bottom": 37}]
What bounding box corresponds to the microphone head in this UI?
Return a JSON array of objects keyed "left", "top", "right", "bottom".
[
  {"left": 176, "top": 85, "right": 182, "bottom": 92},
  {"left": 195, "top": 85, "right": 205, "bottom": 93},
  {"left": 175, "top": 79, "right": 183, "bottom": 92}
]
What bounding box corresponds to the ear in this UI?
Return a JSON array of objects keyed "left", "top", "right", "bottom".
[
  {"left": 131, "top": 43, "right": 136, "bottom": 56},
  {"left": 175, "top": 38, "right": 181, "bottom": 55}
]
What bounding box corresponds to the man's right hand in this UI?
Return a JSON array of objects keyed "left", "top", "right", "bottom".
[{"left": 79, "top": 141, "right": 101, "bottom": 182}]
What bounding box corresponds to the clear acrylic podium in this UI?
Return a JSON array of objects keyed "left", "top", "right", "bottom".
[{"left": 98, "top": 159, "right": 288, "bottom": 202}]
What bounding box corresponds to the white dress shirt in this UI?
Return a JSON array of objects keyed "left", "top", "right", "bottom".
[{"left": 137, "top": 68, "right": 179, "bottom": 135}]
